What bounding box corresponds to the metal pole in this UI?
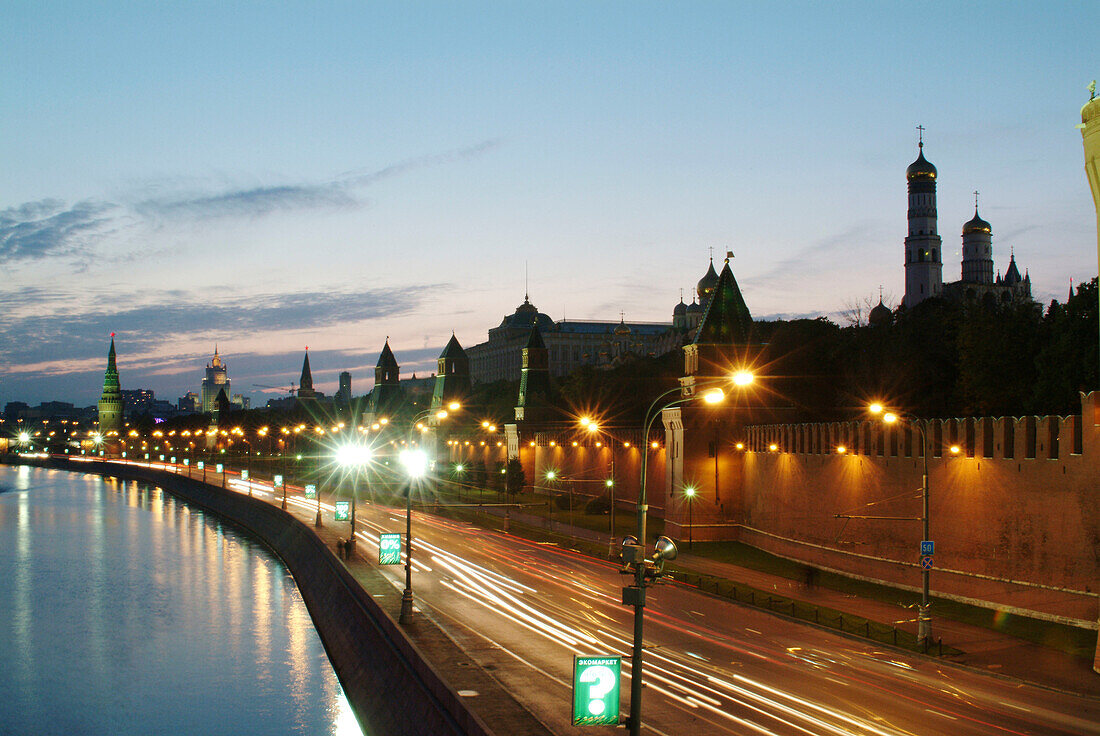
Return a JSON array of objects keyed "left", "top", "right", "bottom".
[
  {"left": 688, "top": 494, "right": 693, "bottom": 549},
  {"left": 918, "top": 419, "right": 931, "bottom": 646},
  {"left": 349, "top": 471, "right": 357, "bottom": 550},
  {"left": 400, "top": 479, "right": 414, "bottom": 624},
  {"left": 610, "top": 440, "right": 616, "bottom": 538},
  {"left": 247, "top": 443, "right": 252, "bottom": 496},
  {"left": 315, "top": 476, "right": 323, "bottom": 527},
  {"left": 281, "top": 449, "right": 288, "bottom": 510},
  {"left": 630, "top": 386, "right": 703, "bottom": 735}
]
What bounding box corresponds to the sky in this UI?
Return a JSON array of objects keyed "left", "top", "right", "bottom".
[{"left": 2, "top": 1, "right": 1098, "bottom": 407}]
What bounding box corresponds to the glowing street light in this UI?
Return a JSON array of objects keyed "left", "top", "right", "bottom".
[
  {"left": 337, "top": 442, "right": 373, "bottom": 542},
  {"left": 683, "top": 485, "right": 697, "bottom": 549},
  {"left": 399, "top": 448, "right": 429, "bottom": 624},
  {"left": 869, "top": 401, "right": 933, "bottom": 647}
]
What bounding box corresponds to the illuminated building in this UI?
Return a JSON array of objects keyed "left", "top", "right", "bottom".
[{"left": 200, "top": 346, "right": 231, "bottom": 413}]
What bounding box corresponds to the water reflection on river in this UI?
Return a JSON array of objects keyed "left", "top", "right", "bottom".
[{"left": 0, "top": 464, "right": 364, "bottom": 735}]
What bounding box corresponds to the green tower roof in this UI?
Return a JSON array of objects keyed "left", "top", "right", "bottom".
[
  {"left": 525, "top": 324, "right": 546, "bottom": 350},
  {"left": 692, "top": 259, "right": 753, "bottom": 345},
  {"left": 439, "top": 333, "right": 467, "bottom": 359}
]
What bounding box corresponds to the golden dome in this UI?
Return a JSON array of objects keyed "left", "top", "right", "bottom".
[{"left": 906, "top": 145, "right": 937, "bottom": 181}]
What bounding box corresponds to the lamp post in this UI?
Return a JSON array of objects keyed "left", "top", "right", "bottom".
[
  {"left": 580, "top": 417, "right": 617, "bottom": 538},
  {"left": 683, "top": 485, "right": 696, "bottom": 549},
  {"left": 399, "top": 447, "right": 428, "bottom": 624},
  {"left": 870, "top": 403, "right": 932, "bottom": 648},
  {"left": 337, "top": 443, "right": 371, "bottom": 551},
  {"left": 626, "top": 371, "right": 751, "bottom": 736}
]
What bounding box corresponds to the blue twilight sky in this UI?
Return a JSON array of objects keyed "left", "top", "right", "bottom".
[{"left": 2, "top": 1, "right": 1097, "bottom": 407}]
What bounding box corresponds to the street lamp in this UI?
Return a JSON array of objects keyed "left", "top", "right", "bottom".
[
  {"left": 683, "top": 485, "right": 696, "bottom": 549},
  {"left": 870, "top": 403, "right": 933, "bottom": 647},
  {"left": 399, "top": 448, "right": 428, "bottom": 624},
  {"left": 337, "top": 442, "right": 372, "bottom": 547},
  {"left": 626, "top": 369, "right": 753, "bottom": 736}
]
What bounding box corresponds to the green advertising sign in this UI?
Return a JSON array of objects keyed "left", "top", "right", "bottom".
[
  {"left": 196, "top": 461, "right": 204, "bottom": 470},
  {"left": 304, "top": 483, "right": 317, "bottom": 499},
  {"left": 378, "top": 533, "right": 402, "bottom": 565},
  {"left": 572, "top": 656, "right": 621, "bottom": 726},
  {"left": 273, "top": 474, "right": 284, "bottom": 489},
  {"left": 334, "top": 501, "right": 350, "bottom": 521},
  {"left": 215, "top": 463, "right": 223, "bottom": 473},
  {"left": 240, "top": 469, "right": 248, "bottom": 481}
]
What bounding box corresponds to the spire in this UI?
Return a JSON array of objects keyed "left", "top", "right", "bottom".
[
  {"left": 377, "top": 339, "right": 398, "bottom": 368},
  {"left": 98, "top": 334, "right": 123, "bottom": 440},
  {"left": 525, "top": 323, "right": 546, "bottom": 349},
  {"left": 1070, "top": 278, "right": 1075, "bottom": 302},
  {"left": 299, "top": 348, "right": 313, "bottom": 391},
  {"left": 693, "top": 259, "right": 754, "bottom": 346},
  {"left": 439, "top": 332, "right": 467, "bottom": 359}
]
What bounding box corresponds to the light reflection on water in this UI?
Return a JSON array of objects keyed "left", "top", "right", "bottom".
[{"left": 0, "top": 465, "right": 364, "bottom": 736}]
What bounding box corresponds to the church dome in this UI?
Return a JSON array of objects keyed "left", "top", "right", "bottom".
[
  {"left": 962, "top": 208, "right": 991, "bottom": 235},
  {"left": 906, "top": 145, "right": 937, "bottom": 181},
  {"left": 696, "top": 260, "right": 719, "bottom": 301},
  {"left": 1083, "top": 90, "right": 1100, "bottom": 125},
  {"left": 673, "top": 299, "right": 687, "bottom": 316},
  {"left": 686, "top": 299, "right": 703, "bottom": 314},
  {"left": 869, "top": 299, "right": 893, "bottom": 327}
]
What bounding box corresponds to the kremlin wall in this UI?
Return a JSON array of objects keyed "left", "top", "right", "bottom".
[{"left": 445, "top": 394, "right": 1099, "bottom": 633}]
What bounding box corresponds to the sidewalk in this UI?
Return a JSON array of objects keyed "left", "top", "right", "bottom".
[{"left": 476, "top": 503, "right": 1100, "bottom": 699}]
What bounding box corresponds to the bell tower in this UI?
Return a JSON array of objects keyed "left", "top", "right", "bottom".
[{"left": 903, "top": 127, "right": 943, "bottom": 308}]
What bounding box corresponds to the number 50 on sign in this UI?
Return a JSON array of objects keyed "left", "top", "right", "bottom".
[{"left": 572, "top": 656, "right": 621, "bottom": 726}]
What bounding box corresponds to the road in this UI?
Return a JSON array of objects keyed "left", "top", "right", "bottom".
[{"left": 123, "top": 461, "right": 1100, "bottom": 735}]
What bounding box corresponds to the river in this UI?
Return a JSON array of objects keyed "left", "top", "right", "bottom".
[{"left": 0, "top": 464, "right": 364, "bottom": 735}]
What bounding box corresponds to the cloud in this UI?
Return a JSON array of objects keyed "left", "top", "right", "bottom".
[
  {"left": 0, "top": 284, "right": 445, "bottom": 369},
  {"left": 132, "top": 182, "right": 359, "bottom": 221},
  {"left": 0, "top": 198, "right": 119, "bottom": 260},
  {"left": 1, "top": 138, "right": 503, "bottom": 260}
]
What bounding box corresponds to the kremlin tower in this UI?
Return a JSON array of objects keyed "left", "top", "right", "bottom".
[{"left": 97, "top": 334, "right": 124, "bottom": 446}]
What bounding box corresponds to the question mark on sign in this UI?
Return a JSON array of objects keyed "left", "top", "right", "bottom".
[{"left": 580, "top": 665, "right": 616, "bottom": 715}]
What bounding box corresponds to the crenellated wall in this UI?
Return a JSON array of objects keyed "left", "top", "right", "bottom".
[{"left": 731, "top": 393, "right": 1100, "bottom": 629}]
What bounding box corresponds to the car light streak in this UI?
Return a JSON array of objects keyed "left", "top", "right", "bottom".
[
  {"left": 439, "top": 563, "right": 590, "bottom": 648},
  {"left": 439, "top": 579, "right": 581, "bottom": 649}
]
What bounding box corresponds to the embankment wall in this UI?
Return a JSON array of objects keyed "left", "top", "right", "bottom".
[{"left": 10, "top": 456, "right": 490, "bottom": 736}]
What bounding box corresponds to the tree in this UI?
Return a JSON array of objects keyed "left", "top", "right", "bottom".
[{"left": 505, "top": 458, "right": 525, "bottom": 497}]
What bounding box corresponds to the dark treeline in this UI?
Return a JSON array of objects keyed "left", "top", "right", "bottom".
[{"left": 557, "top": 278, "right": 1098, "bottom": 423}]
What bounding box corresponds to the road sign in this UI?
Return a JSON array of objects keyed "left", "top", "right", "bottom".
[
  {"left": 273, "top": 474, "right": 284, "bottom": 489},
  {"left": 334, "top": 501, "right": 350, "bottom": 521},
  {"left": 171, "top": 457, "right": 176, "bottom": 464},
  {"left": 920, "top": 540, "right": 934, "bottom": 556},
  {"left": 920, "top": 556, "right": 933, "bottom": 570},
  {"left": 572, "top": 656, "right": 621, "bottom": 726},
  {"left": 216, "top": 463, "right": 223, "bottom": 474},
  {"left": 240, "top": 469, "right": 248, "bottom": 481},
  {"left": 197, "top": 461, "right": 204, "bottom": 470},
  {"left": 183, "top": 459, "right": 189, "bottom": 466},
  {"left": 379, "top": 533, "right": 402, "bottom": 565},
  {"left": 304, "top": 483, "right": 317, "bottom": 499}
]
